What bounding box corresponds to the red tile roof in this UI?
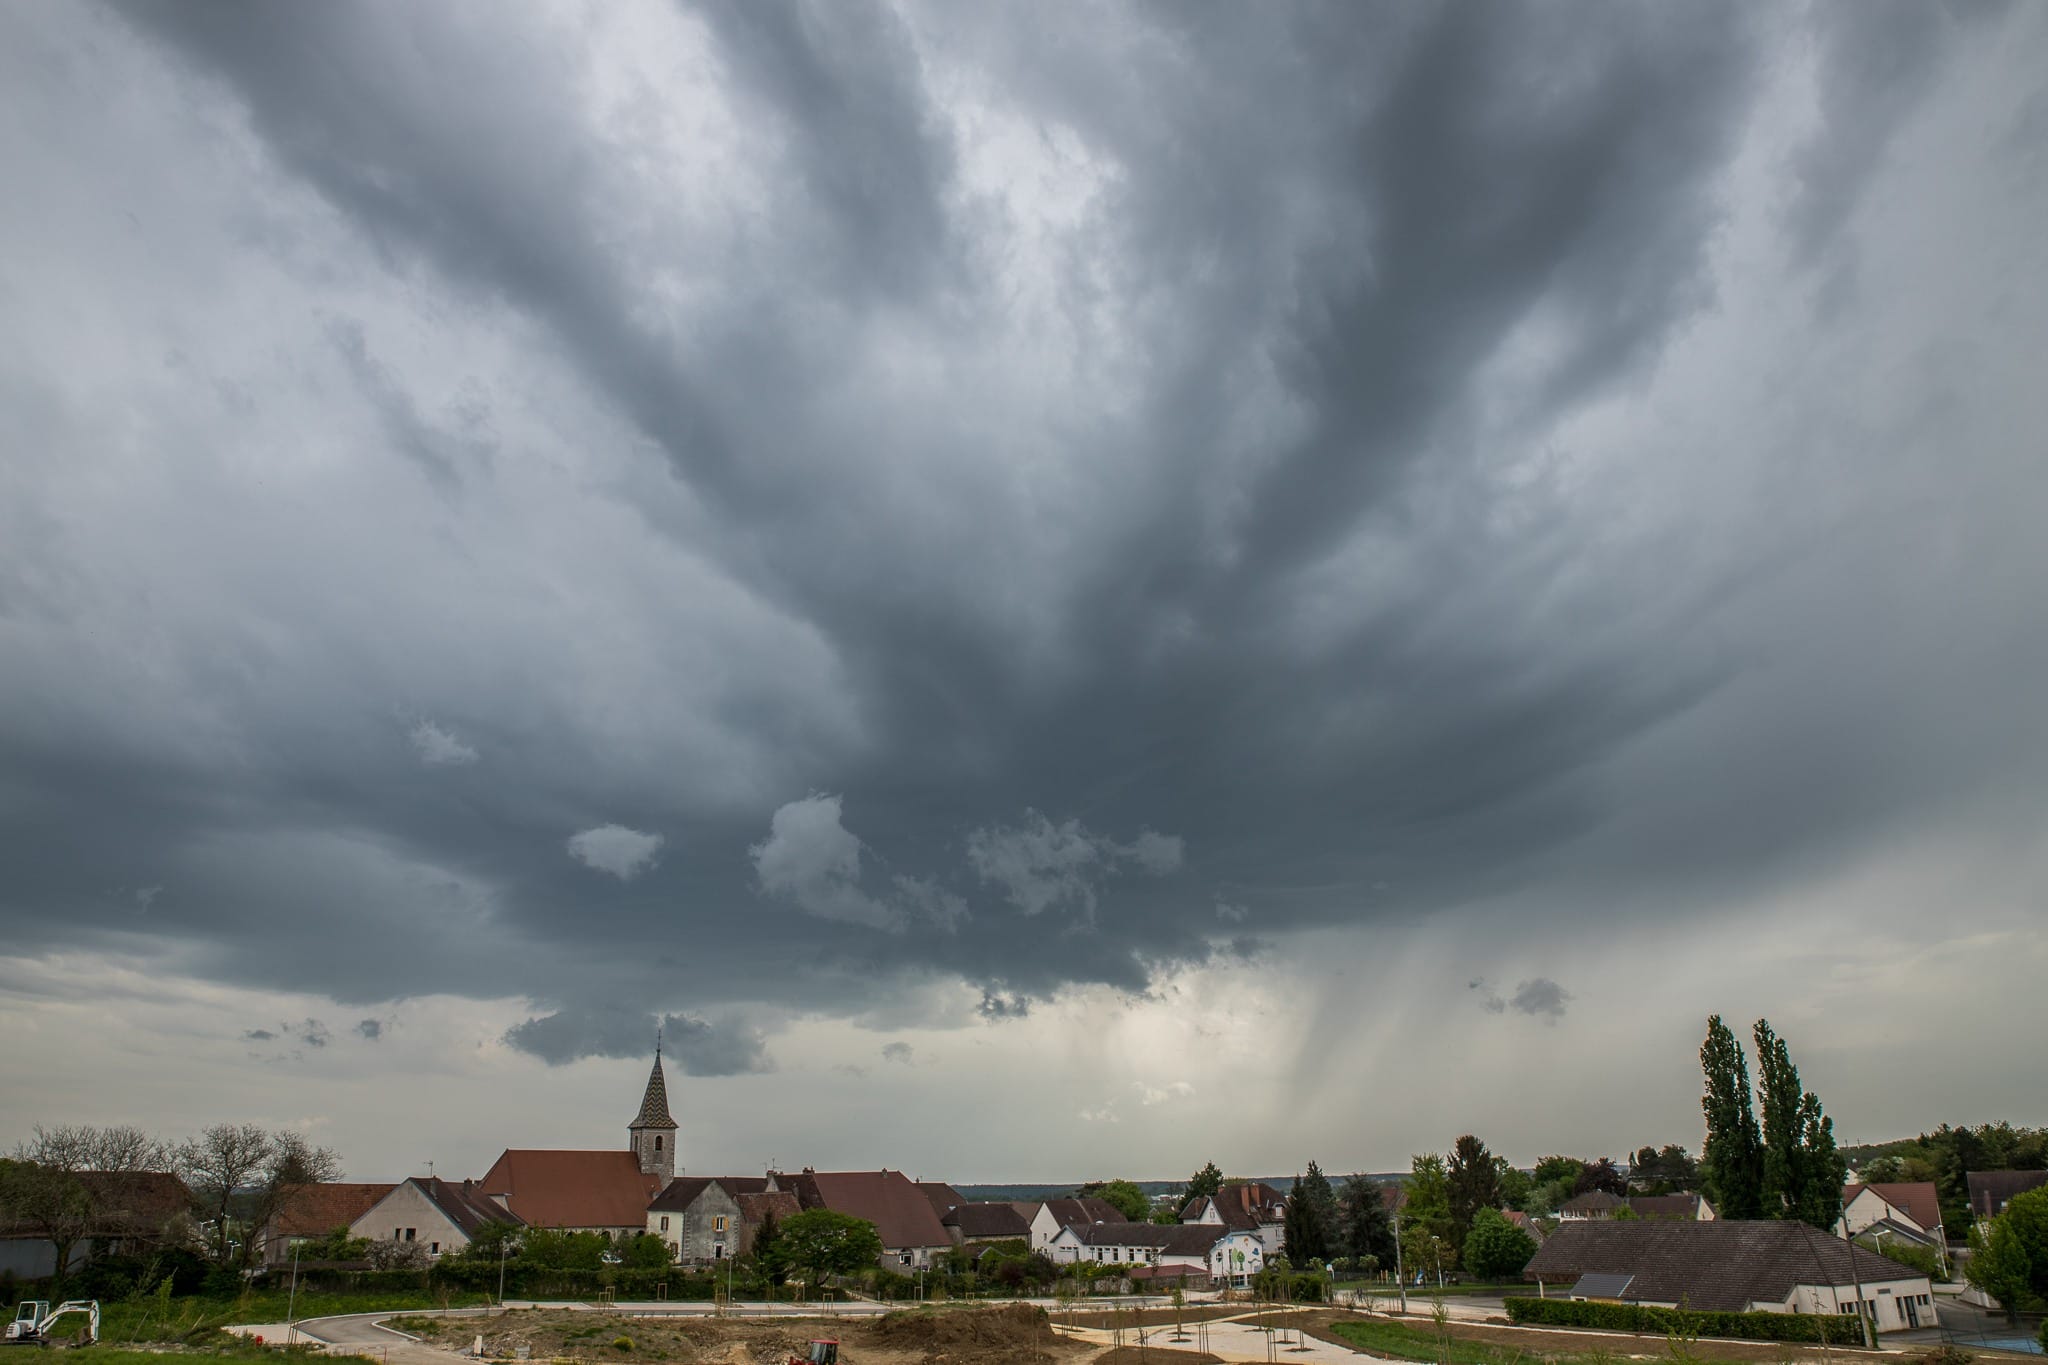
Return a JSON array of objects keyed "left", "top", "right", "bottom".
[
  {"left": 778, "top": 1169, "right": 952, "bottom": 1251},
  {"left": 1845, "top": 1181, "right": 1943, "bottom": 1236},
  {"left": 478, "top": 1150, "right": 662, "bottom": 1229},
  {"left": 271, "top": 1182, "right": 399, "bottom": 1240},
  {"left": 916, "top": 1181, "right": 965, "bottom": 1218}
]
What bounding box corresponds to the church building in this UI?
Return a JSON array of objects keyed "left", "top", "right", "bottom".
[{"left": 474, "top": 1048, "right": 678, "bottom": 1238}]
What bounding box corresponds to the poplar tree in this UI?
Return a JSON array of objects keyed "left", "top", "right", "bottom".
[{"left": 1699, "top": 1015, "right": 1764, "bottom": 1218}]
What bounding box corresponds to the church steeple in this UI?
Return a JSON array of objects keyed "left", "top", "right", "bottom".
[{"left": 629, "top": 1038, "right": 678, "bottom": 1183}]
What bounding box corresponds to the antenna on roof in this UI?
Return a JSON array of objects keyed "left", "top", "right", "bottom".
[{"left": 426, "top": 1160, "right": 435, "bottom": 1178}]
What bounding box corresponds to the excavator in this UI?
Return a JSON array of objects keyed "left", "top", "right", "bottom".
[
  {"left": 4, "top": 1301, "right": 100, "bottom": 1348},
  {"left": 786, "top": 1341, "right": 838, "bottom": 1365}
]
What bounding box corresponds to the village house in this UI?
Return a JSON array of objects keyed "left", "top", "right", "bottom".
[
  {"left": 1012, "top": 1197, "right": 1122, "bottom": 1254},
  {"left": 260, "top": 1181, "right": 396, "bottom": 1265},
  {"left": 1181, "top": 1181, "right": 1288, "bottom": 1255},
  {"left": 646, "top": 1177, "right": 792, "bottom": 1263},
  {"left": 1839, "top": 1180, "right": 1945, "bottom": 1272},
  {"left": 940, "top": 1201, "right": 1033, "bottom": 1247},
  {"left": 349, "top": 1177, "right": 523, "bottom": 1259},
  {"left": 1526, "top": 1220, "right": 1938, "bottom": 1331},
  {"left": 1624, "top": 1194, "right": 1715, "bottom": 1221},
  {"left": 1557, "top": 1190, "right": 1626, "bottom": 1220},
  {"left": 1966, "top": 1170, "right": 2046, "bottom": 1224},
  {"left": 770, "top": 1168, "right": 953, "bottom": 1269},
  {"left": 1049, "top": 1220, "right": 1222, "bottom": 1271},
  {"left": 0, "top": 1170, "right": 192, "bottom": 1279}
]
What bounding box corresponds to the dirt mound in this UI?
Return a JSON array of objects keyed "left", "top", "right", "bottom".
[{"left": 863, "top": 1305, "right": 1075, "bottom": 1365}]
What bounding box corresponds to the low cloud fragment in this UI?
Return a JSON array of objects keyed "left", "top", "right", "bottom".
[
  {"left": 243, "top": 1027, "right": 277, "bottom": 1041},
  {"left": 356, "top": 1018, "right": 383, "bottom": 1041},
  {"left": 881, "top": 1041, "right": 914, "bottom": 1065},
  {"left": 504, "top": 1005, "right": 772, "bottom": 1074},
  {"left": 408, "top": 719, "right": 478, "bottom": 766},
  {"left": 1472, "top": 976, "right": 1571, "bottom": 1023},
  {"left": 966, "top": 811, "right": 1186, "bottom": 917},
  {"left": 566, "top": 825, "right": 664, "bottom": 881}
]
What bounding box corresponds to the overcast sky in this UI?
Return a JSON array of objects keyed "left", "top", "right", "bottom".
[{"left": 3, "top": 1, "right": 2045, "bottom": 1184}]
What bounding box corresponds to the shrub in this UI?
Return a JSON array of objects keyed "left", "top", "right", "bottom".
[
  {"left": 1503, "top": 1297, "right": 1863, "bottom": 1344},
  {"left": 612, "top": 1337, "right": 633, "bottom": 1351}
]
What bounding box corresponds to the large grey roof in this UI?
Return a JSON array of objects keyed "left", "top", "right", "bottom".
[{"left": 1526, "top": 1220, "right": 1925, "bottom": 1312}]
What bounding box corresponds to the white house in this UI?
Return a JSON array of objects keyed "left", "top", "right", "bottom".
[
  {"left": 1526, "top": 1221, "right": 1938, "bottom": 1332},
  {"left": 1049, "top": 1221, "right": 1224, "bottom": 1271},
  {"left": 1207, "top": 1229, "right": 1265, "bottom": 1287},
  {"left": 1015, "top": 1197, "right": 1122, "bottom": 1255}
]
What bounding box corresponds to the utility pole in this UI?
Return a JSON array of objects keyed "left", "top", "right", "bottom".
[{"left": 286, "top": 1240, "right": 302, "bottom": 1346}]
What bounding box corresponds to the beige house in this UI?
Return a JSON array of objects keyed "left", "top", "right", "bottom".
[{"left": 349, "top": 1177, "right": 520, "bottom": 1260}]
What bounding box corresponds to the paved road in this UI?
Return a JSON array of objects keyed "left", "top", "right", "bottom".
[{"left": 289, "top": 1310, "right": 498, "bottom": 1365}]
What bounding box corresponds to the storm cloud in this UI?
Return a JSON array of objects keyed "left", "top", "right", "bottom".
[{"left": 2, "top": 0, "right": 2045, "bottom": 1169}]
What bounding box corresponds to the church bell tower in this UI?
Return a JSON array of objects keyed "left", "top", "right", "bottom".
[{"left": 629, "top": 1040, "right": 678, "bottom": 1184}]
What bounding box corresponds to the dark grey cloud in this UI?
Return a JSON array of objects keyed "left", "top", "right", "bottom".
[
  {"left": 505, "top": 1008, "right": 771, "bottom": 1076},
  {"left": 1, "top": 0, "right": 2042, "bottom": 1086},
  {"left": 356, "top": 1019, "right": 383, "bottom": 1041},
  {"left": 244, "top": 1028, "right": 277, "bottom": 1042}
]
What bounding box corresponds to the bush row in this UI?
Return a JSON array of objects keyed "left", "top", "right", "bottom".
[{"left": 1503, "top": 1296, "right": 1865, "bottom": 1344}]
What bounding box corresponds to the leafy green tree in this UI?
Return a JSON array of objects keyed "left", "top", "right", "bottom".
[
  {"left": 1461, "top": 1207, "right": 1536, "bottom": 1281},
  {"left": 1400, "top": 1154, "right": 1458, "bottom": 1279},
  {"left": 623, "top": 1232, "right": 671, "bottom": 1268},
  {"left": 1338, "top": 1175, "right": 1397, "bottom": 1266},
  {"left": 749, "top": 1208, "right": 785, "bottom": 1284},
  {"left": 1967, "top": 1216, "right": 2034, "bottom": 1324},
  {"left": 1179, "top": 1161, "right": 1224, "bottom": 1216},
  {"left": 1699, "top": 1016, "right": 1764, "bottom": 1218},
  {"left": 1630, "top": 1145, "right": 1699, "bottom": 1193},
  {"left": 1497, "top": 1162, "right": 1533, "bottom": 1211},
  {"left": 2008, "top": 1188, "right": 2048, "bottom": 1302},
  {"left": 1752, "top": 1019, "right": 1845, "bottom": 1229},
  {"left": 1283, "top": 1163, "right": 1335, "bottom": 1263},
  {"left": 297, "top": 1225, "right": 373, "bottom": 1260},
  {"left": 774, "top": 1209, "right": 883, "bottom": 1287},
  {"left": 1081, "top": 1179, "right": 1151, "bottom": 1222},
  {"left": 1531, "top": 1155, "right": 1584, "bottom": 1188},
  {"left": 1446, "top": 1136, "right": 1504, "bottom": 1251},
  {"left": 1573, "top": 1158, "right": 1628, "bottom": 1197}
]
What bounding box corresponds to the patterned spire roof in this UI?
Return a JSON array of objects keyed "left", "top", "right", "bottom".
[{"left": 631, "top": 1048, "right": 678, "bottom": 1130}]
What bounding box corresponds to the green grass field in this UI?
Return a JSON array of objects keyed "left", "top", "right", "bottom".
[
  {"left": 1324, "top": 1317, "right": 1591, "bottom": 1365},
  {"left": 84, "top": 1288, "right": 494, "bottom": 1351}
]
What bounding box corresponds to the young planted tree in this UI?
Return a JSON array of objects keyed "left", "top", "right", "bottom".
[{"left": 1699, "top": 1016, "right": 1764, "bottom": 1218}]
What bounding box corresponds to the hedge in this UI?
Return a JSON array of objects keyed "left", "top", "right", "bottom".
[{"left": 1503, "top": 1296, "right": 1866, "bottom": 1344}]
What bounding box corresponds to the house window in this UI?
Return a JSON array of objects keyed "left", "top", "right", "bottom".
[
  {"left": 655, "top": 1136, "right": 662, "bottom": 1152},
  {"left": 714, "top": 1216, "right": 728, "bottom": 1233},
  {"left": 430, "top": 1242, "right": 440, "bottom": 1255},
  {"left": 402, "top": 1228, "right": 416, "bottom": 1242},
  {"left": 660, "top": 1217, "right": 669, "bottom": 1232}
]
